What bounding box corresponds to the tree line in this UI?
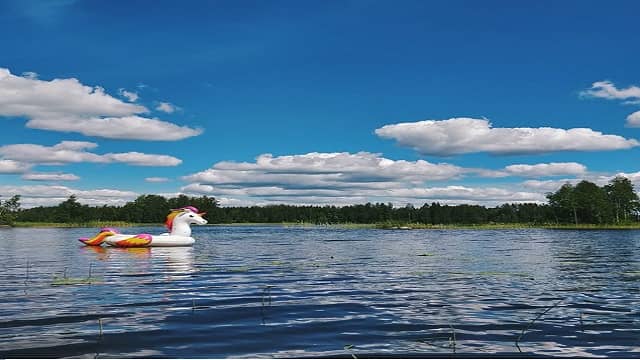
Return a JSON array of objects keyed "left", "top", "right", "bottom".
[{"left": 1, "top": 176, "right": 638, "bottom": 226}]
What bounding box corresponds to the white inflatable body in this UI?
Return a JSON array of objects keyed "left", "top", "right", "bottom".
[
  {"left": 79, "top": 207, "right": 207, "bottom": 248},
  {"left": 103, "top": 233, "right": 196, "bottom": 247}
]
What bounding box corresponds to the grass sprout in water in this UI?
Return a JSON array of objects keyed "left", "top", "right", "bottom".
[{"left": 51, "top": 264, "right": 102, "bottom": 286}]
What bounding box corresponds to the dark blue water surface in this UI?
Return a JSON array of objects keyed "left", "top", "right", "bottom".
[{"left": 1, "top": 226, "right": 639, "bottom": 358}]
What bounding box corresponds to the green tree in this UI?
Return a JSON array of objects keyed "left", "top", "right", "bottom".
[
  {"left": 0, "top": 195, "right": 21, "bottom": 225},
  {"left": 604, "top": 176, "right": 639, "bottom": 223},
  {"left": 547, "top": 183, "right": 578, "bottom": 225},
  {"left": 55, "top": 195, "right": 83, "bottom": 223},
  {"left": 573, "top": 180, "right": 611, "bottom": 224}
]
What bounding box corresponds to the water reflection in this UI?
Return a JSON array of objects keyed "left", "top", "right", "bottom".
[{"left": 78, "top": 245, "right": 196, "bottom": 281}]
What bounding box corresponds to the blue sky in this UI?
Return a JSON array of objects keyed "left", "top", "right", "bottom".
[{"left": 1, "top": 0, "right": 639, "bottom": 207}]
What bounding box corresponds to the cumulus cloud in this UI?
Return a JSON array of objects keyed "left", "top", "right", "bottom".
[
  {"left": 26, "top": 115, "right": 201, "bottom": 141},
  {"left": 0, "top": 68, "right": 202, "bottom": 140},
  {"left": 181, "top": 151, "right": 554, "bottom": 206},
  {"left": 156, "top": 102, "right": 178, "bottom": 113},
  {"left": 22, "top": 172, "right": 80, "bottom": 181},
  {"left": 610, "top": 171, "right": 640, "bottom": 186},
  {"left": 118, "top": 88, "right": 139, "bottom": 102},
  {"left": 503, "top": 162, "right": 587, "bottom": 177},
  {"left": 145, "top": 177, "right": 170, "bottom": 183},
  {"left": 626, "top": 111, "right": 640, "bottom": 127},
  {"left": 580, "top": 80, "right": 640, "bottom": 101},
  {"left": 521, "top": 179, "right": 579, "bottom": 193},
  {"left": 185, "top": 152, "right": 467, "bottom": 186},
  {"left": 521, "top": 171, "right": 640, "bottom": 193},
  {"left": 0, "top": 159, "right": 31, "bottom": 174},
  {"left": 0, "top": 184, "right": 138, "bottom": 208},
  {"left": 581, "top": 80, "right": 640, "bottom": 126},
  {"left": 0, "top": 141, "right": 182, "bottom": 166},
  {"left": 375, "top": 118, "right": 638, "bottom": 156},
  {"left": 106, "top": 152, "right": 181, "bottom": 166}
]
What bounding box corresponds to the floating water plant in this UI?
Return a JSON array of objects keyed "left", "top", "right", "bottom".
[
  {"left": 343, "top": 344, "right": 357, "bottom": 359},
  {"left": 476, "top": 271, "right": 531, "bottom": 278},
  {"left": 621, "top": 271, "right": 640, "bottom": 277},
  {"left": 51, "top": 276, "right": 101, "bottom": 286},
  {"left": 417, "top": 335, "right": 453, "bottom": 349},
  {"left": 51, "top": 264, "right": 102, "bottom": 286},
  {"left": 229, "top": 266, "right": 251, "bottom": 272}
]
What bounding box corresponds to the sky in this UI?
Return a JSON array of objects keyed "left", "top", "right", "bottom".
[{"left": 1, "top": 0, "right": 639, "bottom": 208}]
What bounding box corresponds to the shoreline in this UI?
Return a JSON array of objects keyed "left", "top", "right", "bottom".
[{"left": 8, "top": 221, "right": 640, "bottom": 230}]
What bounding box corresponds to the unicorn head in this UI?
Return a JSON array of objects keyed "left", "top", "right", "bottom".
[{"left": 165, "top": 206, "right": 208, "bottom": 237}]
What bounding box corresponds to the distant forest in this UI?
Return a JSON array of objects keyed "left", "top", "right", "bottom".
[{"left": 1, "top": 176, "right": 639, "bottom": 226}]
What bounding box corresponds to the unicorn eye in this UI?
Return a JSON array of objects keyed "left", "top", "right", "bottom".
[{"left": 189, "top": 214, "right": 194, "bottom": 218}]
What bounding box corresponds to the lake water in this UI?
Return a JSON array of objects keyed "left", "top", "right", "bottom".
[{"left": 0, "top": 226, "right": 639, "bottom": 358}]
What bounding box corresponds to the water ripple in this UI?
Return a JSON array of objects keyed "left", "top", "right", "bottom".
[{"left": 0, "top": 226, "right": 639, "bottom": 357}]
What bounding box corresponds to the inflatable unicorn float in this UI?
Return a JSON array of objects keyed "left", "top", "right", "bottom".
[{"left": 79, "top": 206, "right": 207, "bottom": 247}]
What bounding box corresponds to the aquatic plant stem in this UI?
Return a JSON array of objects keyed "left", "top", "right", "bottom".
[
  {"left": 515, "top": 298, "right": 564, "bottom": 353},
  {"left": 24, "top": 260, "right": 30, "bottom": 286},
  {"left": 449, "top": 323, "right": 457, "bottom": 354}
]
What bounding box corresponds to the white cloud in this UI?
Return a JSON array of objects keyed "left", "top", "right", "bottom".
[
  {"left": 521, "top": 171, "right": 640, "bottom": 193},
  {"left": 626, "top": 111, "right": 640, "bottom": 127},
  {"left": 109, "top": 152, "right": 181, "bottom": 166},
  {"left": 0, "top": 159, "right": 31, "bottom": 174},
  {"left": 156, "top": 102, "right": 178, "bottom": 113},
  {"left": 473, "top": 162, "right": 589, "bottom": 178},
  {"left": 0, "top": 68, "right": 143, "bottom": 117},
  {"left": 22, "top": 172, "right": 80, "bottom": 181},
  {"left": 118, "top": 88, "right": 139, "bottom": 102},
  {"left": 182, "top": 183, "right": 545, "bottom": 207},
  {"left": 580, "top": 80, "right": 640, "bottom": 101},
  {"left": 0, "top": 68, "right": 202, "bottom": 140},
  {"left": 0, "top": 141, "right": 182, "bottom": 167},
  {"left": 215, "top": 197, "right": 262, "bottom": 207},
  {"left": 26, "top": 115, "right": 202, "bottom": 141},
  {"left": 382, "top": 186, "right": 545, "bottom": 203},
  {"left": 375, "top": 118, "right": 638, "bottom": 155},
  {"left": 503, "top": 162, "right": 587, "bottom": 177},
  {"left": 182, "top": 151, "right": 554, "bottom": 206},
  {"left": 145, "top": 177, "right": 170, "bottom": 183},
  {"left": 185, "top": 152, "right": 467, "bottom": 185},
  {"left": 0, "top": 184, "right": 138, "bottom": 208},
  {"left": 521, "top": 179, "right": 579, "bottom": 192},
  {"left": 581, "top": 81, "right": 640, "bottom": 127},
  {"left": 611, "top": 171, "right": 640, "bottom": 186}
]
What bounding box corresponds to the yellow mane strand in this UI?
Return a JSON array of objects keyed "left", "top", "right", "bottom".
[{"left": 165, "top": 210, "right": 183, "bottom": 231}]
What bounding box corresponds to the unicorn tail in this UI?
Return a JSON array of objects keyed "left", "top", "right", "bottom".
[{"left": 78, "top": 228, "right": 119, "bottom": 246}]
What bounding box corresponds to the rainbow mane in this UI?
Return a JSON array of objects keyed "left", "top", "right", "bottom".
[
  {"left": 165, "top": 210, "right": 184, "bottom": 231},
  {"left": 165, "top": 206, "right": 203, "bottom": 231}
]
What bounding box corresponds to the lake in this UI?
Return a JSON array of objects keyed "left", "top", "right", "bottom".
[{"left": 0, "top": 226, "right": 639, "bottom": 358}]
